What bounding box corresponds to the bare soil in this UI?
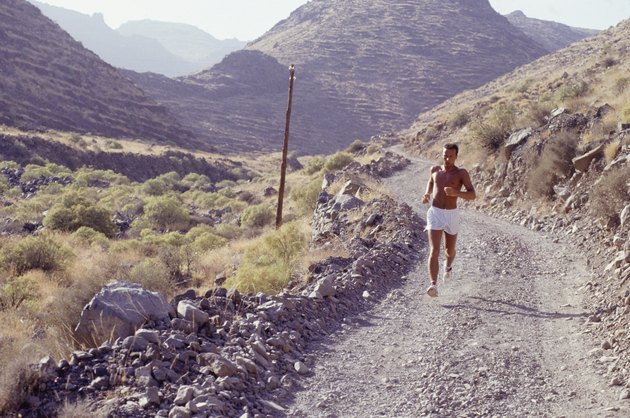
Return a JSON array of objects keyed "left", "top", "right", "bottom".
[{"left": 284, "top": 155, "right": 628, "bottom": 417}]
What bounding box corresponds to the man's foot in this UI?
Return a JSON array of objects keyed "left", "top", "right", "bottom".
[
  {"left": 426, "top": 284, "right": 438, "bottom": 297},
  {"left": 443, "top": 264, "right": 453, "bottom": 282}
]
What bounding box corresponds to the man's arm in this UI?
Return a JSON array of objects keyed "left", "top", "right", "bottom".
[
  {"left": 458, "top": 169, "right": 476, "bottom": 200},
  {"left": 422, "top": 166, "right": 437, "bottom": 204}
]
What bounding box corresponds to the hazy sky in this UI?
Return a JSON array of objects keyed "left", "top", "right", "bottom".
[{"left": 35, "top": 0, "right": 630, "bottom": 40}]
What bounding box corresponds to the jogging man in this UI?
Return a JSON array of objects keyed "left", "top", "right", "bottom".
[{"left": 422, "top": 143, "right": 476, "bottom": 297}]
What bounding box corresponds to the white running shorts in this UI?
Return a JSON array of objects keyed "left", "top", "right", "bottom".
[{"left": 426, "top": 206, "right": 461, "bottom": 235}]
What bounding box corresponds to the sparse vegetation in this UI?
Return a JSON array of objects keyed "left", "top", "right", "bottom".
[
  {"left": 526, "top": 132, "right": 577, "bottom": 199},
  {"left": 470, "top": 104, "right": 516, "bottom": 151},
  {"left": 589, "top": 166, "right": 630, "bottom": 225}
]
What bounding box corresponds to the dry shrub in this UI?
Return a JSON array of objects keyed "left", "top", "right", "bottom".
[
  {"left": 0, "top": 357, "right": 39, "bottom": 413},
  {"left": 58, "top": 400, "right": 105, "bottom": 418},
  {"left": 589, "top": 165, "right": 630, "bottom": 225},
  {"left": 524, "top": 100, "right": 554, "bottom": 127},
  {"left": 526, "top": 132, "right": 578, "bottom": 198},
  {"left": 226, "top": 222, "right": 307, "bottom": 294},
  {"left": 604, "top": 140, "right": 620, "bottom": 163},
  {"left": 0, "top": 315, "right": 41, "bottom": 414},
  {"left": 470, "top": 104, "right": 516, "bottom": 151}
]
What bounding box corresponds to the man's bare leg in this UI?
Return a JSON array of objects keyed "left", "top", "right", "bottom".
[
  {"left": 444, "top": 231, "right": 457, "bottom": 269},
  {"left": 428, "top": 229, "right": 443, "bottom": 285}
]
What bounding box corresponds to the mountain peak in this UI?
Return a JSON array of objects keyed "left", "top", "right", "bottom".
[{"left": 507, "top": 10, "right": 527, "bottom": 18}]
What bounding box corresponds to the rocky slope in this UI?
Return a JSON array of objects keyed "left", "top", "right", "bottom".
[
  {"left": 0, "top": 0, "right": 199, "bottom": 148},
  {"left": 505, "top": 10, "right": 598, "bottom": 52},
  {"left": 133, "top": 0, "right": 548, "bottom": 154}
]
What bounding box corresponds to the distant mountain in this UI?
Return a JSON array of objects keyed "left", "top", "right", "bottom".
[
  {"left": 118, "top": 20, "right": 246, "bottom": 73},
  {"left": 0, "top": 0, "right": 198, "bottom": 146},
  {"left": 29, "top": 1, "right": 244, "bottom": 77},
  {"left": 132, "top": 0, "right": 548, "bottom": 154},
  {"left": 505, "top": 10, "right": 599, "bottom": 52}
]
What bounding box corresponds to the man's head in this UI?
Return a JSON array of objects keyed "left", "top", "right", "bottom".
[{"left": 442, "top": 143, "right": 459, "bottom": 167}]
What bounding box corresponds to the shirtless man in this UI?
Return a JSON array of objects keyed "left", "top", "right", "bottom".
[{"left": 422, "top": 143, "right": 476, "bottom": 297}]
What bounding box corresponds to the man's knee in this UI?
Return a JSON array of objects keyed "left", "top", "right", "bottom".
[
  {"left": 429, "top": 248, "right": 440, "bottom": 260},
  {"left": 445, "top": 248, "right": 456, "bottom": 259}
]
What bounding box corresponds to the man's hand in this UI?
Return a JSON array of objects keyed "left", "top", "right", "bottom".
[
  {"left": 422, "top": 193, "right": 430, "bottom": 204},
  {"left": 444, "top": 187, "right": 459, "bottom": 197}
]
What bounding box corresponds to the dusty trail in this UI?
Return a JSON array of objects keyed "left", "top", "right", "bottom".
[{"left": 286, "top": 156, "right": 627, "bottom": 417}]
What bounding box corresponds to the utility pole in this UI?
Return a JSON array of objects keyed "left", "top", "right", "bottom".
[{"left": 276, "top": 64, "right": 296, "bottom": 229}]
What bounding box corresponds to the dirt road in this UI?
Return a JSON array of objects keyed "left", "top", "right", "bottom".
[{"left": 285, "top": 156, "right": 627, "bottom": 417}]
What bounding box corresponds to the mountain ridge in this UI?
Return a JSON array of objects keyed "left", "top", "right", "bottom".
[{"left": 135, "top": 0, "right": 550, "bottom": 154}]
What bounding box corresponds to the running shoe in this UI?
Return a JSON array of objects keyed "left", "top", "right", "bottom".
[
  {"left": 426, "top": 284, "right": 438, "bottom": 297},
  {"left": 443, "top": 264, "right": 453, "bottom": 282}
]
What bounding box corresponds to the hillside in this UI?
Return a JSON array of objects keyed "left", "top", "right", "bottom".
[
  {"left": 133, "top": 0, "right": 548, "bottom": 154},
  {"left": 0, "top": 0, "right": 199, "bottom": 147},
  {"left": 505, "top": 10, "right": 598, "bottom": 52}
]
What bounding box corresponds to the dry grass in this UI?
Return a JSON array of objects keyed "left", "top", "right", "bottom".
[
  {"left": 58, "top": 399, "right": 105, "bottom": 418},
  {"left": 604, "top": 140, "right": 621, "bottom": 163}
]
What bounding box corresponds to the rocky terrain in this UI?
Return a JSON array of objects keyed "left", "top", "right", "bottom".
[
  {"left": 9, "top": 153, "right": 426, "bottom": 417},
  {"left": 0, "top": 0, "right": 199, "bottom": 148},
  {"left": 505, "top": 10, "right": 598, "bottom": 52},
  {"left": 131, "top": 0, "right": 548, "bottom": 154}
]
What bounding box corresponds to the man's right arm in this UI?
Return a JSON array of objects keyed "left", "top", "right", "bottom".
[{"left": 422, "top": 166, "right": 437, "bottom": 204}]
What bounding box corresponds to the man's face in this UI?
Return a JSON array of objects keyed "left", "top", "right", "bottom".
[{"left": 442, "top": 148, "right": 457, "bottom": 167}]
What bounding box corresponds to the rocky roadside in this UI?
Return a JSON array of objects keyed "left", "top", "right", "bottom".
[
  {"left": 12, "top": 154, "right": 422, "bottom": 418},
  {"left": 470, "top": 135, "right": 630, "bottom": 404}
]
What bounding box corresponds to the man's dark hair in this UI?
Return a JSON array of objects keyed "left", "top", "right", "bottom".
[{"left": 443, "top": 143, "right": 459, "bottom": 155}]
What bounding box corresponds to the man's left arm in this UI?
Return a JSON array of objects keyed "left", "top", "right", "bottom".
[{"left": 457, "top": 169, "right": 476, "bottom": 201}]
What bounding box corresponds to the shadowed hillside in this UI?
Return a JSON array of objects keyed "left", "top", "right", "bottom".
[
  {"left": 0, "top": 0, "right": 198, "bottom": 147},
  {"left": 505, "top": 10, "right": 598, "bottom": 52},
  {"left": 132, "top": 0, "right": 548, "bottom": 154}
]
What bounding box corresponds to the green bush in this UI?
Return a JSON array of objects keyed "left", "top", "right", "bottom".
[
  {"left": 186, "top": 225, "right": 227, "bottom": 252},
  {"left": 20, "top": 164, "right": 51, "bottom": 182},
  {"left": 215, "top": 224, "right": 242, "bottom": 240},
  {"left": 304, "top": 156, "right": 326, "bottom": 175},
  {"left": 0, "top": 275, "right": 38, "bottom": 310},
  {"left": 240, "top": 204, "right": 275, "bottom": 228},
  {"left": 44, "top": 191, "right": 116, "bottom": 237},
  {"left": 291, "top": 178, "right": 323, "bottom": 215},
  {"left": 144, "top": 196, "right": 190, "bottom": 231},
  {"left": 182, "top": 173, "right": 210, "bottom": 190},
  {"left": 229, "top": 222, "right": 307, "bottom": 293},
  {"left": 0, "top": 235, "right": 72, "bottom": 276},
  {"left": 129, "top": 258, "right": 172, "bottom": 296},
  {"left": 324, "top": 152, "right": 354, "bottom": 172},
  {"left": 74, "top": 168, "right": 129, "bottom": 187},
  {"left": 72, "top": 226, "right": 109, "bottom": 248},
  {"left": 470, "top": 105, "right": 516, "bottom": 151},
  {"left": 526, "top": 132, "right": 577, "bottom": 198}
]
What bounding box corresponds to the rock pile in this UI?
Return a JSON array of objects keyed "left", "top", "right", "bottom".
[
  {"left": 0, "top": 166, "right": 74, "bottom": 195},
  {"left": 18, "top": 165, "right": 422, "bottom": 417}
]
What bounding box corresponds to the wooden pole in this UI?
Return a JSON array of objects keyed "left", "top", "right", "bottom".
[{"left": 276, "top": 64, "right": 296, "bottom": 229}]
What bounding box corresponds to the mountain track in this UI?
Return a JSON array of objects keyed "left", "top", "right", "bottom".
[{"left": 285, "top": 154, "right": 627, "bottom": 417}]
